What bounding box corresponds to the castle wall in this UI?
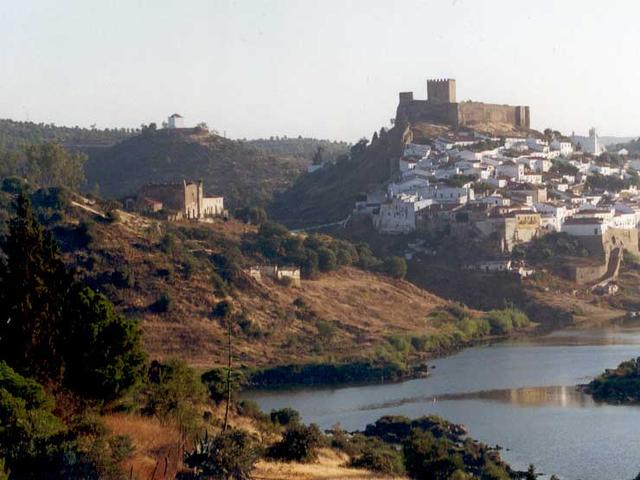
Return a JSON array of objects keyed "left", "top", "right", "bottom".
[
  {"left": 458, "top": 102, "right": 530, "bottom": 128},
  {"left": 396, "top": 100, "right": 459, "bottom": 126},
  {"left": 565, "top": 229, "right": 638, "bottom": 284},
  {"left": 396, "top": 100, "right": 530, "bottom": 129}
]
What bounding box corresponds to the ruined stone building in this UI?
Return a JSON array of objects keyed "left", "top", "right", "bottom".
[
  {"left": 128, "top": 180, "right": 224, "bottom": 220},
  {"left": 396, "top": 78, "right": 530, "bottom": 129}
]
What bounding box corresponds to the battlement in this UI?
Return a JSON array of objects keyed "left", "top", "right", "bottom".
[
  {"left": 396, "top": 77, "right": 529, "bottom": 130},
  {"left": 427, "top": 78, "right": 456, "bottom": 104}
]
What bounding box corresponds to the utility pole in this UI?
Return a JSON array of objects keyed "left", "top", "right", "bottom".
[{"left": 223, "top": 317, "right": 232, "bottom": 432}]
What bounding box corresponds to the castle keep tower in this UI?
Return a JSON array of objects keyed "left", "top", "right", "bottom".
[
  {"left": 427, "top": 78, "right": 456, "bottom": 104},
  {"left": 396, "top": 77, "right": 530, "bottom": 129}
]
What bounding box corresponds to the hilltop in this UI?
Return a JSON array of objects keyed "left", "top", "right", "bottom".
[
  {"left": 269, "top": 117, "right": 540, "bottom": 228},
  {"left": 0, "top": 117, "right": 132, "bottom": 149},
  {"left": 84, "top": 127, "right": 308, "bottom": 208}
]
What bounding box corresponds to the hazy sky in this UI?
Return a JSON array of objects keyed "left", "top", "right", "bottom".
[{"left": 2, "top": 0, "right": 640, "bottom": 141}]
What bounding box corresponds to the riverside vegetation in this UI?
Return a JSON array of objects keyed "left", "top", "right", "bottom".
[
  {"left": 584, "top": 358, "right": 640, "bottom": 403},
  {"left": 0, "top": 193, "right": 545, "bottom": 478}
]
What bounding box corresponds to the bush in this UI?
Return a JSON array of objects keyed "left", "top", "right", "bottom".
[
  {"left": 236, "top": 400, "right": 268, "bottom": 423},
  {"left": 268, "top": 423, "right": 324, "bottom": 462},
  {"left": 270, "top": 407, "right": 301, "bottom": 426},
  {"left": 184, "top": 429, "right": 261, "bottom": 480},
  {"left": 301, "top": 249, "right": 319, "bottom": 278},
  {"left": 403, "top": 429, "right": 464, "bottom": 480},
  {"left": 151, "top": 292, "right": 172, "bottom": 313},
  {"left": 315, "top": 319, "right": 338, "bottom": 343},
  {"left": 111, "top": 266, "right": 134, "bottom": 289},
  {"left": 142, "top": 359, "right": 208, "bottom": 436},
  {"left": 201, "top": 368, "right": 246, "bottom": 403},
  {"left": 381, "top": 256, "right": 407, "bottom": 279},
  {"left": 317, "top": 247, "right": 337, "bottom": 272},
  {"left": 350, "top": 437, "right": 406, "bottom": 476},
  {"left": 484, "top": 308, "right": 529, "bottom": 335}
]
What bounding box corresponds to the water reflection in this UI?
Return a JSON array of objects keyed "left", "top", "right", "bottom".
[
  {"left": 246, "top": 325, "right": 640, "bottom": 480},
  {"left": 358, "top": 385, "right": 599, "bottom": 411}
]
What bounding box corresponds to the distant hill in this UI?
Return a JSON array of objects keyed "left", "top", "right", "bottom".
[
  {"left": 245, "top": 137, "right": 350, "bottom": 163},
  {"left": 85, "top": 128, "right": 308, "bottom": 208},
  {"left": 0, "top": 118, "right": 133, "bottom": 150},
  {"left": 605, "top": 137, "right": 640, "bottom": 154}
]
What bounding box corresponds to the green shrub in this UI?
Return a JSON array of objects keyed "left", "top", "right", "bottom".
[
  {"left": 270, "top": 407, "right": 301, "bottom": 426},
  {"left": 111, "top": 266, "right": 134, "bottom": 289},
  {"left": 350, "top": 437, "right": 406, "bottom": 476},
  {"left": 268, "top": 423, "right": 324, "bottom": 462},
  {"left": 201, "top": 368, "right": 246, "bottom": 403},
  {"left": 301, "top": 249, "right": 319, "bottom": 278},
  {"left": 388, "top": 335, "right": 411, "bottom": 353},
  {"left": 381, "top": 256, "right": 407, "bottom": 279},
  {"left": 316, "top": 319, "right": 338, "bottom": 343},
  {"left": 142, "top": 359, "right": 208, "bottom": 436},
  {"left": 184, "top": 429, "right": 261, "bottom": 480},
  {"left": 236, "top": 400, "right": 268, "bottom": 423},
  {"left": 317, "top": 247, "right": 337, "bottom": 272},
  {"left": 484, "top": 307, "right": 529, "bottom": 335},
  {"left": 403, "top": 429, "right": 464, "bottom": 480},
  {"left": 151, "top": 292, "right": 172, "bottom": 313}
]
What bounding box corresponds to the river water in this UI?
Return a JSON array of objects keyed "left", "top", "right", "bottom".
[{"left": 244, "top": 325, "right": 640, "bottom": 480}]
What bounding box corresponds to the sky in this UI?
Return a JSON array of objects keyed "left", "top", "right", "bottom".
[{"left": 1, "top": 0, "right": 640, "bottom": 142}]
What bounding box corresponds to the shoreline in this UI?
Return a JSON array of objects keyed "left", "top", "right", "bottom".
[{"left": 240, "top": 314, "right": 637, "bottom": 392}]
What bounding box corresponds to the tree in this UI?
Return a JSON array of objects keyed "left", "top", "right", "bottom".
[
  {"left": 403, "top": 429, "right": 464, "bottom": 480},
  {"left": 270, "top": 408, "right": 301, "bottom": 426},
  {"left": 268, "top": 424, "right": 324, "bottom": 462},
  {"left": 317, "top": 247, "right": 337, "bottom": 272},
  {"left": 142, "top": 359, "right": 207, "bottom": 435},
  {"left": 184, "top": 429, "right": 260, "bottom": 480},
  {"left": 312, "top": 146, "right": 324, "bottom": 166},
  {"left": 23, "top": 142, "right": 86, "bottom": 189},
  {"left": 382, "top": 256, "right": 407, "bottom": 279},
  {"left": 525, "top": 464, "right": 538, "bottom": 480},
  {"left": 0, "top": 195, "right": 146, "bottom": 400}
]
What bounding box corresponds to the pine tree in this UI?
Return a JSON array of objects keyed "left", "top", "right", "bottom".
[
  {"left": 0, "top": 194, "right": 146, "bottom": 399},
  {"left": 0, "top": 194, "right": 72, "bottom": 381}
]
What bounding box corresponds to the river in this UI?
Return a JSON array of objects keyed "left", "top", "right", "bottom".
[{"left": 243, "top": 324, "right": 640, "bottom": 480}]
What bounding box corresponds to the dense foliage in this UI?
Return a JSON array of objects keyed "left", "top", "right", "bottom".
[
  {"left": 586, "top": 359, "right": 640, "bottom": 402},
  {"left": 0, "top": 141, "right": 86, "bottom": 190},
  {"left": 512, "top": 232, "right": 589, "bottom": 264},
  {"left": 184, "top": 429, "right": 261, "bottom": 480},
  {"left": 0, "top": 119, "right": 132, "bottom": 150},
  {"left": 245, "top": 136, "right": 350, "bottom": 164},
  {"left": 268, "top": 423, "right": 325, "bottom": 462},
  {"left": 0, "top": 195, "right": 146, "bottom": 399}
]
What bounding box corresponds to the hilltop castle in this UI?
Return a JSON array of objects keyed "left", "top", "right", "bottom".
[{"left": 396, "top": 78, "right": 530, "bottom": 130}]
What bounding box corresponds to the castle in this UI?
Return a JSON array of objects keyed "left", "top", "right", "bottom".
[
  {"left": 396, "top": 78, "right": 530, "bottom": 129},
  {"left": 127, "top": 180, "right": 224, "bottom": 220}
]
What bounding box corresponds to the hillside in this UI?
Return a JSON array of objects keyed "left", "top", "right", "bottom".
[
  {"left": 0, "top": 117, "right": 132, "bottom": 149},
  {"left": 0, "top": 183, "right": 539, "bottom": 375},
  {"left": 269, "top": 119, "right": 540, "bottom": 228},
  {"left": 85, "top": 128, "right": 308, "bottom": 208},
  {"left": 60, "top": 205, "right": 449, "bottom": 369},
  {"left": 246, "top": 136, "right": 350, "bottom": 163},
  {"left": 269, "top": 125, "right": 407, "bottom": 227}
]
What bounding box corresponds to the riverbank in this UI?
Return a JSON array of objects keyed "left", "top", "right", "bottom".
[
  {"left": 238, "top": 323, "right": 539, "bottom": 390},
  {"left": 581, "top": 357, "right": 640, "bottom": 403},
  {"left": 244, "top": 324, "right": 640, "bottom": 480}
]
